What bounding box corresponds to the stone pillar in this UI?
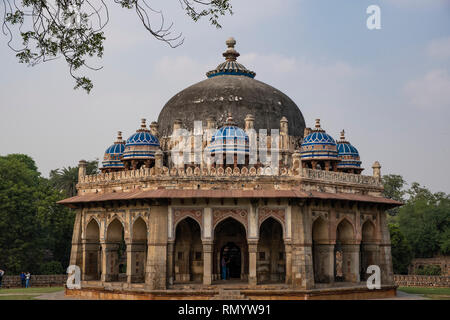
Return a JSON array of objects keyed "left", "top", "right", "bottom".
[
  {"left": 82, "top": 240, "right": 100, "bottom": 281},
  {"left": 78, "top": 160, "right": 87, "bottom": 181},
  {"left": 150, "top": 121, "right": 159, "bottom": 137},
  {"left": 291, "top": 244, "right": 314, "bottom": 288},
  {"left": 284, "top": 241, "right": 292, "bottom": 284},
  {"left": 360, "top": 243, "right": 379, "bottom": 280},
  {"left": 145, "top": 205, "right": 168, "bottom": 290},
  {"left": 202, "top": 241, "right": 213, "bottom": 285},
  {"left": 313, "top": 244, "right": 334, "bottom": 283},
  {"left": 342, "top": 244, "right": 360, "bottom": 282},
  {"left": 101, "top": 242, "right": 119, "bottom": 282},
  {"left": 378, "top": 210, "right": 394, "bottom": 285},
  {"left": 248, "top": 240, "right": 258, "bottom": 286},
  {"left": 126, "top": 242, "right": 147, "bottom": 284},
  {"left": 167, "top": 241, "right": 175, "bottom": 285},
  {"left": 69, "top": 210, "right": 83, "bottom": 269},
  {"left": 372, "top": 161, "right": 381, "bottom": 181},
  {"left": 290, "top": 203, "right": 314, "bottom": 289}
]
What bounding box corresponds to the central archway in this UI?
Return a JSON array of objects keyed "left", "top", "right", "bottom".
[{"left": 213, "top": 218, "right": 248, "bottom": 281}]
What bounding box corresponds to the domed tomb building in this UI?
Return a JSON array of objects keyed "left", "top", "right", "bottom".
[{"left": 59, "top": 38, "right": 401, "bottom": 300}]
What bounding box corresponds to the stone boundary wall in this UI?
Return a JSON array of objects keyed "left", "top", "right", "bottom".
[
  {"left": 394, "top": 275, "right": 450, "bottom": 288},
  {"left": 1, "top": 275, "right": 67, "bottom": 288}
]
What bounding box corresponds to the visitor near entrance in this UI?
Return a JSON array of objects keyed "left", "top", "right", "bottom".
[{"left": 25, "top": 272, "right": 31, "bottom": 288}]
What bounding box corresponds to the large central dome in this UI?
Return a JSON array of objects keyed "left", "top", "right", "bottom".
[{"left": 157, "top": 38, "right": 306, "bottom": 138}]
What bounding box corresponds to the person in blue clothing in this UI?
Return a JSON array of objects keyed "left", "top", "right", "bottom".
[
  {"left": 221, "top": 256, "right": 227, "bottom": 280},
  {"left": 20, "top": 272, "right": 26, "bottom": 288},
  {"left": 25, "top": 272, "right": 31, "bottom": 288}
]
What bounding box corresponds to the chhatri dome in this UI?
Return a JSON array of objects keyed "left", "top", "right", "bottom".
[
  {"left": 208, "top": 113, "right": 249, "bottom": 155},
  {"left": 101, "top": 131, "right": 125, "bottom": 172},
  {"left": 157, "top": 37, "right": 306, "bottom": 138},
  {"left": 336, "top": 130, "right": 363, "bottom": 174},
  {"left": 122, "top": 119, "right": 161, "bottom": 170},
  {"left": 300, "top": 119, "right": 339, "bottom": 171}
]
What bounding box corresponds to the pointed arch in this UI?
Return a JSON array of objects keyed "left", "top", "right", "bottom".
[
  {"left": 312, "top": 216, "right": 329, "bottom": 244},
  {"left": 85, "top": 218, "right": 100, "bottom": 241},
  {"left": 107, "top": 218, "right": 125, "bottom": 242},
  {"left": 258, "top": 217, "right": 285, "bottom": 283},
  {"left": 132, "top": 217, "right": 147, "bottom": 242},
  {"left": 336, "top": 218, "right": 355, "bottom": 244}
]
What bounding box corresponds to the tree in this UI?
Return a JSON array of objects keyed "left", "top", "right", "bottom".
[
  {"left": 0, "top": 154, "right": 81, "bottom": 274},
  {"left": 382, "top": 174, "right": 406, "bottom": 217},
  {"left": 388, "top": 223, "right": 413, "bottom": 274},
  {"left": 49, "top": 159, "right": 98, "bottom": 197},
  {"left": 397, "top": 183, "right": 449, "bottom": 258},
  {"left": 1, "top": 0, "right": 232, "bottom": 93}
]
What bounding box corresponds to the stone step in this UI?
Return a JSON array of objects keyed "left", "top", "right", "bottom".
[{"left": 211, "top": 289, "right": 249, "bottom": 300}]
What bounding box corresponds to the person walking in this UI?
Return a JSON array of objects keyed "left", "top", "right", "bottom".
[
  {"left": 0, "top": 269, "right": 4, "bottom": 288},
  {"left": 25, "top": 272, "right": 31, "bottom": 288},
  {"left": 20, "top": 272, "right": 26, "bottom": 288}
]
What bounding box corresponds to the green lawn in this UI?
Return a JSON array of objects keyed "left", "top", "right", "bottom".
[
  {"left": 398, "top": 287, "right": 450, "bottom": 300},
  {"left": 0, "top": 286, "right": 65, "bottom": 300},
  {"left": 0, "top": 287, "right": 64, "bottom": 294}
]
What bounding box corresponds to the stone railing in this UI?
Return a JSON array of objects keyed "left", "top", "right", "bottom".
[
  {"left": 394, "top": 275, "right": 450, "bottom": 288},
  {"left": 79, "top": 166, "right": 381, "bottom": 187},
  {"left": 1, "top": 274, "right": 67, "bottom": 288},
  {"left": 300, "top": 168, "right": 381, "bottom": 186}
]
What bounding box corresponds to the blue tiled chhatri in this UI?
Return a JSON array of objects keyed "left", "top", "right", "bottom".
[
  {"left": 336, "top": 130, "right": 362, "bottom": 170},
  {"left": 102, "top": 132, "right": 126, "bottom": 169},
  {"left": 300, "top": 119, "right": 339, "bottom": 160},
  {"left": 209, "top": 115, "right": 249, "bottom": 154}
]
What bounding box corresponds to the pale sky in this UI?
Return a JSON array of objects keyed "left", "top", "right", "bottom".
[{"left": 0, "top": 0, "right": 449, "bottom": 193}]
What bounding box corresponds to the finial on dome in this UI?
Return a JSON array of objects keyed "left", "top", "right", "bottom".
[
  {"left": 223, "top": 37, "right": 240, "bottom": 62},
  {"left": 225, "top": 112, "right": 236, "bottom": 126},
  {"left": 315, "top": 119, "right": 321, "bottom": 129},
  {"left": 115, "top": 131, "right": 125, "bottom": 144},
  {"left": 141, "top": 118, "right": 147, "bottom": 128},
  {"left": 340, "top": 129, "right": 345, "bottom": 140}
]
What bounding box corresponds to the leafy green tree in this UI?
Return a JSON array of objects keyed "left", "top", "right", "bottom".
[
  {"left": 0, "top": 154, "right": 78, "bottom": 274},
  {"left": 1, "top": 0, "right": 233, "bottom": 92},
  {"left": 389, "top": 223, "right": 413, "bottom": 274},
  {"left": 398, "top": 183, "right": 449, "bottom": 258},
  {"left": 382, "top": 174, "right": 406, "bottom": 217}
]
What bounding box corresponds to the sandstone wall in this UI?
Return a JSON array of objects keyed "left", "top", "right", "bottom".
[
  {"left": 394, "top": 275, "right": 450, "bottom": 288},
  {"left": 1, "top": 275, "right": 67, "bottom": 288}
]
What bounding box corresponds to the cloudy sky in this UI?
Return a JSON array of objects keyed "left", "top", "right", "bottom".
[{"left": 0, "top": 0, "right": 449, "bottom": 193}]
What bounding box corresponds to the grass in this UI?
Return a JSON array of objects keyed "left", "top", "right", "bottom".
[
  {"left": 0, "top": 286, "right": 64, "bottom": 294},
  {"left": 0, "top": 295, "right": 40, "bottom": 300},
  {"left": 398, "top": 287, "right": 450, "bottom": 300}
]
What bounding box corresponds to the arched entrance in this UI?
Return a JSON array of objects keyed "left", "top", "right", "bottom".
[
  {"left": 312, "top": 217, "right": 333, "bottom": 283},
  {"left": 360, "top": 220, "right": 377, "bottom": 280},
  {"left": 105, "top": 218, "right": 126, "bottom": 282},
  {"left": 84, "top": 219, "right": 100, "bottom": 280},
  {"left": 335, "top": 219, "right": 357, "bottom": 282},
  {"left": 221, "top": 242, "right": 241, "bottom": 279},
  {"left": 131, "top": 217, "right": 147, "bottom": 283},
  {"left": 257, "top": 218, "right": 285, "bottom": 283},
  {"left": 213, "top": 218, "right": 248, "bottom": 281},
  {"left": 174, "top": 217, "right": 203, "bottom": 283}
]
